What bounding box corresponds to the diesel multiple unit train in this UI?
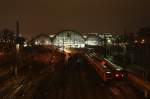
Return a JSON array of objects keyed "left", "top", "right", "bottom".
[{"left": 85, "top": 51, "right": 126, "bottom": 82}]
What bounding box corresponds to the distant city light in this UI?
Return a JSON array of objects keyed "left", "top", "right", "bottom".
[
  {"left": 134, "top": 40, "right": 138, "bottom": 43},
  {"left": 16, "top": 44, "right": 20, "bottom": 53},
  {"left": 35, "top": 41, "right": 40, "bottom": 45},
  {"left": 107, "top": 39, "right": 111, "bottom": 43},
  {"left": 23, "top": 42, "right": 28, "bottom": 47},
  {"left": 141, "top": 39, "right": 145, "bottom": 44}
]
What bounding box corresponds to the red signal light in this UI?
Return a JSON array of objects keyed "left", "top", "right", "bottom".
[{"left": 115, "top": 74, "right": 119, "bottom": 78}]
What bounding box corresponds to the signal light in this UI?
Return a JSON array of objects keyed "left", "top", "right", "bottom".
[{"left": 115, "top": 74, "right": 119, "bottom": 78}]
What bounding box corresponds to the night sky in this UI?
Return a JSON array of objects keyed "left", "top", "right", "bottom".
[{"left": 0, "top": 0, "right": 150, "bottom": 37}]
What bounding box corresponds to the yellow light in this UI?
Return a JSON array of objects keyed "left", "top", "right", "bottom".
[
  {"left": 64, "top": 48, "right": 71, "bottom": 53},
  {"left": 141, "top": 39, "right": 145, "bottom": 43},
  {"left": 16, "top": 44, "right": 20, "bottom": 53}
]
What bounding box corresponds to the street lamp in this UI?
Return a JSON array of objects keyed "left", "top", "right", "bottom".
[
  {"left": 14, "top": 43, "right": 20, "bottom": 77},
  {"left": 16, "top": 44, "right": 20, "bottom": 53}
]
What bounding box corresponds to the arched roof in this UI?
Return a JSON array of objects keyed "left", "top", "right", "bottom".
[
  {"left": 31, "top": 34, "right": 51, "bottom": 42},
  {"left": 52, "top": 29, "right": 84, "bottom": 41},
  {"left": 52, "top": 29, "right": 85, "bottom": 48}
]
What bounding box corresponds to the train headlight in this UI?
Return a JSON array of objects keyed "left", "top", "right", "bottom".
[
  {"left": 116, "top": 68, "right": 121, "bottom": 71},
  {"left": 106, "top": 71, "right": 111, "bottom": 74}
]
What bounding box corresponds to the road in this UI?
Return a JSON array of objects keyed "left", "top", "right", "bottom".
[{"left": 0, "top": 51, "right": 145, "bottom": 99}]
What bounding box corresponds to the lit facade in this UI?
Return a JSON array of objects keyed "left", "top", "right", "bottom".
[
  {"left": 32, "top": 30, "right": 118, "bottom": 48},
  {"left": 52, "top": 30, "right": 85, "bottom": 48}
]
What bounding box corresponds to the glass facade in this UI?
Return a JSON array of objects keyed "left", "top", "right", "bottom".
[
  {"left": 52, "top": 30, "right": 85, "bottom": 48},
  {"left": 34, "top": 36, "right": 51, "bottom": 45}
]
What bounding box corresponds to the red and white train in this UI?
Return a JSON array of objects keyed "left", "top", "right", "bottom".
[{"left": 85, "top": 52, "right": 126, "bottom": 81}]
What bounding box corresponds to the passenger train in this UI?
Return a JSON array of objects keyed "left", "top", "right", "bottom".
[{"left": 85, "top": 51, "right": 126, "bottom": 81}]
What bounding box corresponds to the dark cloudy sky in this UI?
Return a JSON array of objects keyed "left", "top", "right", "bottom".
[{"left": 0, "top": 0, "right": 150, "bottom": 37}]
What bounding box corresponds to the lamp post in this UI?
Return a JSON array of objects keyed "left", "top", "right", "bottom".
[{"left": 15, "top": 43, "right": 20, "bottom": 77}]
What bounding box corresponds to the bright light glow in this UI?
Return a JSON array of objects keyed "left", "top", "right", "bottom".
[
  {"left": 106, "top": 71, "right": 111, "bottom": 74},
  {"left": 49, "top": 34, "right": 55, "bottom": 38},
  {"left": 115, "top": 74, "right": 119, "bottom": 77},
  {"left": 16, "top": 44, "right": 20, "bottom": 53},
  {"left": 35, "top": 41, "right": 39, "bottom": 45},
  {"left": 134, "top": 40, "right": 138, "bottom": 43},
  {"left": 83, "top": 35, "right": 87, "bottom": 38},
  {"left": 107, "top": 39, "right": 111, "bottom": 43},
  {"left": 85, "top": 41, "right": 98, "bottom": 46},
  {"left": 58, "top": 47, "right": 71, "bottom": 53},
  {"left": 64, "top": 48, "right": 71, "bottom": 53},
  {"left": 103, "top": 65, "right": 107, "bottom": 68},
  {"left": 141, "top": 39, "right": 145, "bottom": 43},
  {"left": 116, "top": 68, "right": 121, "bottom": 71},
  {"left": 80, "top": 44, "right": 85, "bottom": 48},
  {"left": 54, "top": 43, "right": 85, "bottom": 48},
  {"left": 23, "top": 42, "right": 28, "bottom": 47}
]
